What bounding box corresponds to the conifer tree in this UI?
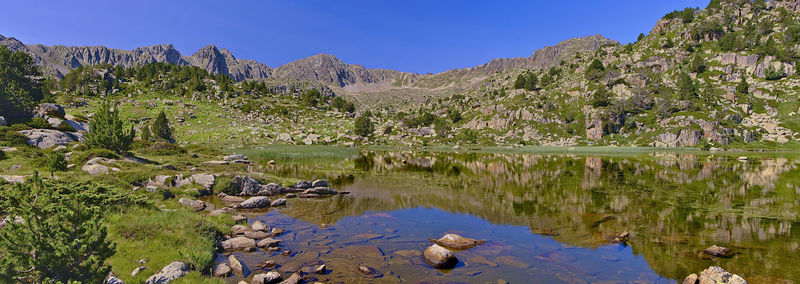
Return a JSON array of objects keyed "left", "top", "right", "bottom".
[
  {"left": 736, "top": 76, "right": 749, "bottom": 95},
  {"left": 141, "top": 125, "right": 152, "bottom": 142},
  {"left": 354, "top": 111, "right": 374, "bottom": 137},
  {"left": 43, "top": 151, "right": 67, "bottom": 177},
  {"left": 0, "top": 173, "right": 115, "bottom": 283},
  {"left": 151, "top": 111, "right": 173, "bottom": 142},
  {"left": 84, "top": 101, "right": 135, "bottom": 153}
]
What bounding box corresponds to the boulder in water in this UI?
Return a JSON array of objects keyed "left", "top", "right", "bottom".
[
  {"left": 423, "top": 244, "right": 458, "bottom": 269},
  {"left": 430, "top": 233, "right": 485, "bottom": 250}
]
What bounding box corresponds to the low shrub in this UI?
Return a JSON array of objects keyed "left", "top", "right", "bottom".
[
  {"left": 71, "top": 148, "right": 119, "bottom": 165},
  {"left": 212, "top": 176, "right": 238, "bottom": 195},
  {"left": 147, "top": 142, "right": 187, "bottom": 156}
]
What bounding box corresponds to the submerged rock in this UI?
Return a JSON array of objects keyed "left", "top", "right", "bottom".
[
  {"left": 144, "top": 261, "right": 189, "bottom": 284},
  {"left": 704, "top": 245, "right": 733, "bottom": 257},
  {"left": 314, "top": 264, "right": 326, "bottom": 274},
  {"left": 257, "top": 238, "right": 281, "bottom": 248},
  {"left": 431, "top": 233, "right": 485, "bottom": 250},
  {"left": 278, "top": 273, "right": 301, "bottom": 284},
  {"left": 228, "top": 255, "right": 246, "bottom": 276},
  {"left": 423, "top": 244, "right": 458, "bottom": 269}
]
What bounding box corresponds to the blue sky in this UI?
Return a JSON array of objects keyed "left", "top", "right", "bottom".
[{"left": 2, "top": 0, "right": 707, "bottom": 74}]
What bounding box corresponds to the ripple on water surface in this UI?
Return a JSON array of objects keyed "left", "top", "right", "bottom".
[{"left": 219, "top": 208, "right": 668, "bottom": 283}]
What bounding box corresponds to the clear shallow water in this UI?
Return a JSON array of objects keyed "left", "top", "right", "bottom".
[{"left": 220, "top": 150, "right": 800, "bottom": 283}]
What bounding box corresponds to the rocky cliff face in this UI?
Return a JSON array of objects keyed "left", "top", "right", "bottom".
[
  {"left": 0, "top": 35, "right": 271, "bottom": 81},
  {"left": 272, "top": 54, "right": 412, "bottom": 87},
  {"left": 0, "top": 33, "right": 613, "bottom": 89}
]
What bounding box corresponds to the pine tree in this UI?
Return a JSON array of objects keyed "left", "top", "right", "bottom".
[
  {"left": 151, "top": 111, "right": 173, "bottom": 142},
  {"left": 513, "top": 74, "right": 526, "bottom": 89},
  {"left": 736, "top": 76, "right": 749, "bottom": 95},
  {"left": 0, "top": 46, "right": 44, "bottom": 121},
  {"left": 0, "top": 173, "right": 115, "bottom": 283},
  {"left": 84, "top": 101, "right": 135, "bottom": 153},
  {"left": 43, "top": 151, "right": 67, "bottom": 177},
  {"left": 354, "top": 112, "right": 374, "bottom": 137},
  {"left": 141, "top": 125, "right": 152, "bottom": 142},
  {"left": 677, "top": 72, "right": 698, "bottom": 100},
  {"left": 524, "top": 72, "right": 538, "bottom": 91}
]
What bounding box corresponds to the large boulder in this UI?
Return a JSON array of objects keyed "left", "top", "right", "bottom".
[
  {"left": 311, "top": 179, "right": 328, "bottom": 187},
  {"left": 35, "top": 103, "right": 65, "bottom": 118},
  {"left": 304, "top": 187, "right": 337, "bottom": 195},
  {"left": 178, "top": 198, "right": 206, "bottom": 211},
  {"left": 258, "top": 183, "right": 283, "bottom": 195},
  {"left": 430, "top": 233, "right": 485, "bottom": 250},
  {"left": 144, "top": 261, "right": 189, "bottom": 284},
  {"left": 82, "top": 164, "right": 109, "bottom": 176},
  {"left": 19, "top": 129, "right": 80, "bottom": 149},
  {"left": 220, "top": 236, "right": 256, "bottom": 251},
  {"left": 234, "top": 176, "right": 262, "bottom": 195},
  {"left": 252, "top": 272, "right": 282, "bottom": 284},
  {"left": 238, "top": 197, "right": 271, "bottom": 209},
  {"left": 423, "top": 244, "right": 457, "bottom": 269},
  {"left": 212, "top": 263, "right": 231, "bottom": 277},
  {"left": 294, "top": 180, "right": 312, "bottom": 189},
  {"left": 188, "top": 173, "right": 215, "bottom": 189},
  {"left": 683, "top": 266, "right": 747, "bottom": 284}
]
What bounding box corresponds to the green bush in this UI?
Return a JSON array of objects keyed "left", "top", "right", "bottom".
[
  {"left": 71, "top": 148, "right": 119, "bottom": 165},
  {"left": 0, "top": 174, "right": 120, "bottom": 283},
  {"left": 354, "top": 112, "right": 374, "bottom": 137},
  {"left": 0, "top": 127, "right": 30, "bottom": 147},
  {"left": 0, "top": 150, "right": 6, "bottom": 160},
  {"left": 43, "top": 151, "right": 67, "bottom": 174},
  {"left": 212, "top": 176, "right": 238, "bottom": 195},
  {"left": 26, "top": 117, "right": 51, "bottom": 129}
]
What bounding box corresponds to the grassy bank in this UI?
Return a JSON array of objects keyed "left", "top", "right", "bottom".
[{"left": 105, "top": 206, "right": 234, "bottom": 283}]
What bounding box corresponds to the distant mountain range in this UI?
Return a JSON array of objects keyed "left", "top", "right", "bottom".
[{"left": 0, "top": 34, "right": 616, "bottom": 90}]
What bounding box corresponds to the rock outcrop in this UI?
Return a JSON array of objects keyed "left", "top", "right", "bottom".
[{"left": 144, "top": 262, "right": 189, "bottom": 284}]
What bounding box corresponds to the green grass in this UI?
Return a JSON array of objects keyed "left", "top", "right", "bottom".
[
  {"left": 105, "top": 206, "right": 234, "bottom": 283},
  {"left": 232, "top": 144, "right": 360, "bottom": 164}
]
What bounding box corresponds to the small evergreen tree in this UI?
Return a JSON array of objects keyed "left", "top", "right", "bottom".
[
  {"left": 0, "top": 173, "right": 115, "bottom": 283},
  {"left": 0, "top": 46, "right": 44, "bottom": 121},
  {"left": 151, "top": 111, "right": 173, "bottom": 142},
  {"left": 141, "top": 125, "right": 152, "bottom": 142},
  {"left": 585, "top": 59, "right": 606, "bottom": 81},
  {"left": 354, "top": 112, "right": 374, "bottom": 137},
  {"left": 524, "top": 72, "right": 538, "bottom": 91},
  {"left": 513, "top": 74, "right": 526, "bottom": 89},
  {"left": 677, "top": 72, "right": 698, "bottom": 100},
  {"left": 43, "top": 151, "right": 67, "bottom": 177},
  {"left": 736, "top": 76, "right": 749, "bottom": 94},
  {"left": 84, "top": 101, "right": 135, "bottom": 153}
]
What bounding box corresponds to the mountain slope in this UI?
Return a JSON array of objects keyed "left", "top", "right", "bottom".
[{"left": 0, "top": 35, "right": 272, "bottom": 81}]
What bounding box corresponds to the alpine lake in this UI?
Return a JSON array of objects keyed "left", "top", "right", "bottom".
[{"left": 211, "top": 146, "right": 800, "bottom": 283}]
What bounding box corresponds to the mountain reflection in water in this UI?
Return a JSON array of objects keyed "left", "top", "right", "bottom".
[{"left": 246, "top": 150, "right": 800, "bottom": 283}]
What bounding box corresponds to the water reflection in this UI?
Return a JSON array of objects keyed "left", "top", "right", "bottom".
[{"left": 252, "top": 151, "right": 800, "bottom": 283}]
